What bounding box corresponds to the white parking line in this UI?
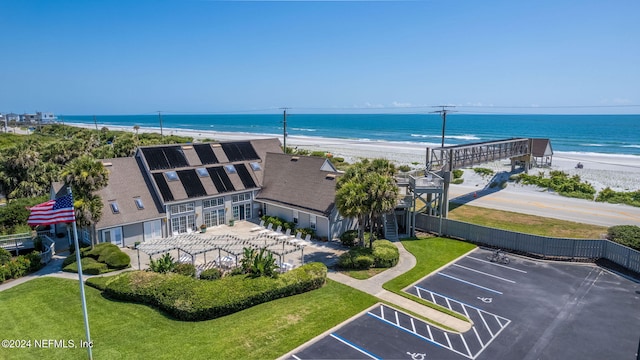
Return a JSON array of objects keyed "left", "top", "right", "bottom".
[
  {"left": 453, "top": 263, "right": 517, "bottom": 283},
  {"left": 330, "top": 333, "right": 380, "bottom": 360},
  {"left": 467, "top": 256, "right": 528, "bottom": 273},
  {"left": 438, "top": 272, "right": 504, "bottom": 295}
]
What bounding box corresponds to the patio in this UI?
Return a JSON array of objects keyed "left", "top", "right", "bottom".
[{"left": 136, "top": 221, "right": 309, "bottom": 275}]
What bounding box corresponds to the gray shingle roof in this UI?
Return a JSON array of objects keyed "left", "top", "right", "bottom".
[
  {"left": 95, "top": 157, "right": 165, "bottom": 230},
  {"left": 255, "top": 153, "right": 339, "bottom": 216}
]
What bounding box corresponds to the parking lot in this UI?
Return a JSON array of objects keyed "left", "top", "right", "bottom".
[{"left": 288, "top": 248, "right": 640, "bottom": 359}]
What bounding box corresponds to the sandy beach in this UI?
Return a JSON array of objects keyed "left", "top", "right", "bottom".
[{"left": 70, "top": 122, "right": 639, "bottom": 194}]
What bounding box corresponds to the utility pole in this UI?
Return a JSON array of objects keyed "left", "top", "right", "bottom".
[
  {"left": 281, "top": 108, "right": 289, "bottom": 153},
  {"left": 431, "top": 105, "right": 456, "bottom": 148},
  {"left": 157, "top": 111, "right": 164, "bottom": 138}
]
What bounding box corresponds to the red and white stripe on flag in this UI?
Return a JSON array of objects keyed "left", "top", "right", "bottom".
[{"left": 27, "top": 193, "right": 76, "bottom": 226}]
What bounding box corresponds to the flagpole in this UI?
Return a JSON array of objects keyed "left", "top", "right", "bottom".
[{"left": 69, "top": 187, "right": 93, "bottom": 360}]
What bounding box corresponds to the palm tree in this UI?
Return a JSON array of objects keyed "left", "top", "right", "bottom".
[
  {"left": 336, "top": 179, "right": 368, "bottom": 246},
  {"left": 366, "top": 172, "right": 399, "bottom": 244},
  {"left": 62, "top": 156, "right": 109, "bottom": 245}
]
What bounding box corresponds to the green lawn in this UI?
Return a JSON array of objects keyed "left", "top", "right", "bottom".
[{"left": 0, "top": 277, "right": 377, "bottom": 359}]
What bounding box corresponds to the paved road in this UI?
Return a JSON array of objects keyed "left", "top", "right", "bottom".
[{"left": 449, "top": 184, "right": 640, "bottom": 227}]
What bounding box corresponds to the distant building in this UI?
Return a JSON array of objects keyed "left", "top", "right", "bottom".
[
  {"left": 37, "top": 112, "right": 57, "bottom": 123},
  {"left": 21, "top": 113, "right": 38, "bottom": 123}
]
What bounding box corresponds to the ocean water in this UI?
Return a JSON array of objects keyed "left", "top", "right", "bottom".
[{"left": 62, "top": 114, "right": 640, "bottom": 156}]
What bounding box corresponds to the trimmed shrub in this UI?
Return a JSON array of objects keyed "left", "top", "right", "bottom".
[
  {"left": 372, "top": 241, "right": 399, "bottom": 268},
  {"left": 101, "top": 262, "right": 327, "bottom": 321},
  {"left": 24, "top": 251, "right": 43, "bottom": 272},
  {"left": 0, "top": 248, "right": 11, "bottom": 265},
  {"left": 0, "top": 265, "right": 10, "bottom": 283},
  {"left": 199, "top": 268, "right": 222, "bottom": 280},
  {"left": 173, "top": 263, "right": 196, "bottom": 278},
  {"left": 85, "top": 243, "right": 120, "bottom": 261},
  {"left": 86, "top": 276, "right": 111, "bottom": 291},
  {"left": 452, "top": 169, "right": 464, "bottom": 179},
  {"left": 103, "top": 251, "right": 131, "bottom": 270},
  {"left": 336, "top": 247, "right": 374, "bottom": 270},
  {"left": 8, "top": 256, "right": 31, "bottom": 278},
  {"left": 63, "top": 257, "right": 108, "bottom": 275},
  {"left": 340, "top": 230, "right": 358, "bottom": 247}
]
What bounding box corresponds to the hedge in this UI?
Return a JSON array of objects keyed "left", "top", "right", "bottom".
[
  {"left": 199, "top": 268, "right": 222, "bottom": 280},
  {"left": 0, "top": 251, "right": 42, "bottom": 283},
  {"left": 63, "top": 257, "right": 109, "bottom": 275},
  {"left": 63, "top": 242, "right": 131, "bottom": 274},
  {"left": 337, "top": 240, "right": 399, "bottom": 269},
  {"left": 101, "top": 262, "right": 327, "bottom": 321}
]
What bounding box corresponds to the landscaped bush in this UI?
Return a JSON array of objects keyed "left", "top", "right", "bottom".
[
  {"left": 24, "top": 251, "right": 43, "bottom": 272},
  {"left": 372, "top": 240, "right": 399, "bottom": 268},
  {"left": 607, "top": 225, "right": 640, "bottom": 251},
  {"left": 85, "top": 276, "right": 112, "bottom": 291},
  {"left": 340, "top": 230, "right": 358, "bottom": 247},
  {"left": 336, "top": 247, "right": 374, "bottom": 270},
  {"left": 173, "top": 263, "right": 196, "bottom": 278},
  {"left": 199, "top": 268, "right": 222, "bottom": 280},
  {"left": 0, "top": 265, "right": 10, "bottom": 283},
  {"left": 63, "top": 257, "right": 108, "bottom": 275},
  {"left": 0, "top": 248, "right": 11, "bottom": 265},
  {"left": 397, "top": 165, "right": 411, "bottom": 172},
  {"left": 261, "top": 215, "right": 296, "bottom": 232},
  {"left": 7, "top": 256, "right": 31, "bottom": 278},
  {"left": 103, "top": 251, "right": 131, "bottom": 270},
  {"left": 64, "top": 242, "right": 130, "bottom": 274},
  {"left": 296, "top": 227, "right": 316, "bottom": 240},
  {"left": 100, "top": 262, "right": 327, "bottom": 321},
  {"left": 453, "top": 169, "right": 464, "bottom": 179},
  {"left": 149, "top": 253, "right": 176, "bottom": 274}
]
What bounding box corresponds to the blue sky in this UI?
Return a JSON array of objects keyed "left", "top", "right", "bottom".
[{"left": 1, "top": 0, "right": 639, "bottom": 115}]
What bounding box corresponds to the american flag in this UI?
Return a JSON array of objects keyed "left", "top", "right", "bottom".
[{"left": 27, "top": 193, "right": 76, "bottom": 226}]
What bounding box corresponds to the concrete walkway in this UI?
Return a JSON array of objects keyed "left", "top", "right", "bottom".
[{"left": 328, "top": 241, "right": 472, "bottom": 333}]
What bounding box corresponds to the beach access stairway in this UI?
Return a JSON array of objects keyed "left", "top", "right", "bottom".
[{"left": 383, "top": 213, "right": 398, "bottom": 242}]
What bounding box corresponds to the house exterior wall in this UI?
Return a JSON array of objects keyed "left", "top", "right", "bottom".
[
  {"left": 122, "top": 223, "right": 144, "bottom": 247},
  {"left": 260, "top": 202, "right": 350, "bottom": 240}
]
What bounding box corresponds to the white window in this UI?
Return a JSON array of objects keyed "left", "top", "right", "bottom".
[
  {"left": 171, "top": 214, "right": 195, "bottom": 235},
  {"left": 310, "top": 215, "right": 316, "bottom": 230},
  {"left": 170, "top": 202, "right": 195, "bottom": 215},
  {"left": 232, "top": 192, "right": 251, "bottom": 203},
  {"left": 203, "top": 197, "right": 224, "bottom": 209},
  {"left": 204, "top": 208, "right": 225, "bottom": 227}
]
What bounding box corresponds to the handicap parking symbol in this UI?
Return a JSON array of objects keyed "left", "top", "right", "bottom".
[{"left": 406, "top": 351, "right": 427, "bottom": 360}]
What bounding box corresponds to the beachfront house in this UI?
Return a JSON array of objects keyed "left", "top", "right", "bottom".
[
  {"left": 46, "top": 138, "right": 356, "bottom": 247},
  {"left": 254, "top": 153, "right": 355, "bottom": 240}
]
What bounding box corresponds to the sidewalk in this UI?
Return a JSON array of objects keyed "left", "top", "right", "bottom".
[{"left": 327, "top": 241, "right": 472, "bottom": 332}]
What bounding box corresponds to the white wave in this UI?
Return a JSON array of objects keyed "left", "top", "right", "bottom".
[
  {"left": 622, "top": 144, "right": 640, "bottom": 148},
  {"left": 290, "top": 127, "right": 317, "bottom": 132},
  {"left": 410, "top": 133, "right": 480, "bottom": 141},
  {"left": 580, "top": 143, "right": 606, "bottom": 147}
]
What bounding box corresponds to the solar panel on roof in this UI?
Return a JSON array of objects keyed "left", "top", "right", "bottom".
[
  {"left": 163, "top": 146, "right": 189, "bottom": 168},
  {"left": 141, "top": 146, "right": 189, "bottom": 170},
  {"left": 236, "top": 142, "right": 259, "bottom": 160},
  {"left": 221, "top": 143, "right": 243, "bottom": 162},
  {"left": 235, "top": 163, "right": 257, "bottom": 189},
  {"left": 177, "top": 170, "right": 208, "bottom": 198},
  {"left": 142, "top": 148, "right": 170, "bottom": 170},
  {"left": 207, "top": 167, "right": 235, "bottom": 193},
  {"left": 193, "top": 144, "right": 219, "bottom": 165},
  {"left": 153, "top": 173, "right": 175, "bottom": 202}
]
